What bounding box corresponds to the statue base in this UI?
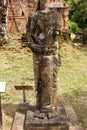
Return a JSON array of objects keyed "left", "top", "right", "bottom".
[
  {"left": 25, "top": 105, "right": 83, "bottom": 130},
  {"left": 12, "top": 105, "right": 83, "bottom": 130}
]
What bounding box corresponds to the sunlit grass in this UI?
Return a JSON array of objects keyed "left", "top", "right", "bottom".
[
  {"left": 0, "top": 33, "right": 87, "bottom": 129},
  {"left": 58, "top": 42, "right": 87, "bottom": 128}
]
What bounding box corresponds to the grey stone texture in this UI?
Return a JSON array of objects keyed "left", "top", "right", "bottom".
[
  {"left": 25, "top": 105, "right": 83, "bottom": 130},
  {"left": 26, "top": 9, "right": 61, "bottom": 111}
]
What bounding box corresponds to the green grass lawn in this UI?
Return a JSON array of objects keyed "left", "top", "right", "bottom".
[
  {"left": 59, "top": 42, "right": 87, "bottom": 129},
  {"left": 0, "top": 33, "right": 87, "bottom": 129}
]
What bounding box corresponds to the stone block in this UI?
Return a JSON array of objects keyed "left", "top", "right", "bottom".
[
  {"left": 12, "top": 105, "right": 83, "bottom": 130},
  {"left": 25, "top": 105, "right": 68, "bottom": 130},
  {"left": 12, "top": 111, "right": 25, "bottom": 130},
  {"left": 69, "top": 126, "right": 83, "bottom": 130},
  {"left": 25, "top": 105, "right": 83, "bottom": 130},
  {"left": 25, "top": 126, "right": 68, "bottom": 130}
]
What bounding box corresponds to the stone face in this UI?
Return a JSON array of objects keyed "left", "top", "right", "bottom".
[{"left": 26, "top": 9, "right": 61, "bottom": 111}]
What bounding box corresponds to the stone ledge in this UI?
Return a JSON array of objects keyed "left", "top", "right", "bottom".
[
  {"left": 11, "top": 105, "right": 83, "bottom": 130},
  {"left": 69, "top": 126, "right": 83, "bottom": 130},
  {"left": 64, "top": 105, "right": 83, "bottom": 130},
  {"left": 25, "top": 105, "right": 83, "bottom": 130},
  {"left": 11, "top": 111, "right": 25, "bottom": 130}
]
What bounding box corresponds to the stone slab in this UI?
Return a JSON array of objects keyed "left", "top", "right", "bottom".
[
  {"left": 11, "top": 111, "right": 25, "bottom": 130},
  {"left": 25, "top": 126, "right": 68, "bottom": 130},
  {"left": 69, "top": 126, "right": 83, "bottom": 130},
  {"left": 12, "top": 105, "right": 83, "bottom": 130},
  {"left": 64, "top": 105, "right": 83, "bottom": 130},
  {"left": 64, "top": 105, "right": 79, "bottom": 126},
  {"left": 25, "top": 105, "right": 83, "bottom": 130}
]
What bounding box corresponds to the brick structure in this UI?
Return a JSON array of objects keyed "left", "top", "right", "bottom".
[
  {"left": 5, "top": 0, "right": 69, "bottom": 33},
  {"left": 46, "top": 0, "right": 69, "bottom": 30},
  {"left": 6, "top": 0, "right": 35, "bottom": 33},
  {"left": 0, "top": 0, "right": 8, "bottom": 44}
]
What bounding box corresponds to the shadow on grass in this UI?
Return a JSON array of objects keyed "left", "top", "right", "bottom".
[
  {"left": 2, "top": 103, "right": 36, "bottom": 118},
  {"left": 58, "top": 88, "right": 87, "bottom": 129},
  {"left": 71, "top": 41, "right": 87, "bottom": 53},
  {"left": 2, "top": 103, "right": 18, "bottom": 118}
]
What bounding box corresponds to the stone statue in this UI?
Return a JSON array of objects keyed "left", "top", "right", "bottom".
[{"left": 26, "top": 9, "right": 61, "bottom": 111}]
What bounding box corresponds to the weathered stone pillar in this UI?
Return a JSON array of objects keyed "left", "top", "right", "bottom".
[{"left": 26, "top": 9, "right": 61, "bottom": 111}]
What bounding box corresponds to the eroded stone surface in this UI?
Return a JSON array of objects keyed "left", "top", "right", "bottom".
[
  {"left": 12, "top": 111, "right": 25, "bottom": 130},
  {"left": 25, "top": 105, "right": 68, "bottom": 130},
  {"left": 12, "top": 105, "right": 83, "bottom": 130},
  {"left": 26, "top": 9, "right": 61, "bottom": 110},
  {"left": 25, "top": 105, "right": 83, "bottom": 130}
]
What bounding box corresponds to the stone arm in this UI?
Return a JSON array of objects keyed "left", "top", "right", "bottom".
[{"left": 26, "top": 14, "right": 44, "bottom": 54}]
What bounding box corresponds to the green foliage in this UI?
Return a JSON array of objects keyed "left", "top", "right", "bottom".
[
  {"left": 0, "top": 33, "right": 87, "bottom": 129},
  {"left": 43, "top": 0, "right": 47, "bottom": 3},
  {"left": 69, "top": 0, "right": 87, "bottom": 29},
  {"left": 63, "top": 0, "right": 87, "bottom": 30},
  {"left": 68, "top": 20, "right": 79, "bottom": 32},
  {"left": 62, "top": 0, "right": 69, "bottom": 2}
]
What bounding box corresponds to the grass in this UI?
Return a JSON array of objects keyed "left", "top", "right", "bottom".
[
  {"left": 58, "top": 42, "right": 87, "bottom": 129},
  {"left": 0, "top": 33, "right": 87, "bottom": 129}
]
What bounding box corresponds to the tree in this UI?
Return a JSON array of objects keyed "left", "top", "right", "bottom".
[{"left": 69, "top": 0, "right": 87, "bottom": 30}]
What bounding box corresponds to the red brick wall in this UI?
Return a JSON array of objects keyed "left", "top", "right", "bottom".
[
  {"left": 0, "top": 0, "right": 3, "bottom": 6},
  {"left": 7, "top": 0, "right": 35, "bottom": 33},
  {"left": 6, "top": 0, "right": 69, "bottom": 33}
]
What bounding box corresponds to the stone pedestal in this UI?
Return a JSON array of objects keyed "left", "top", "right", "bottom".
[
  {"left": 11, "top": 105, "right": 83, "bottom": 130},
  {"left": 24, "top": 105, "right": 83, "bottom": 130}
]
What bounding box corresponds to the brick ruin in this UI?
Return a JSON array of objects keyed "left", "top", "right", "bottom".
[
  {"left": 47, "top": 0, "right": 69, "bottom": 30},
  {"left": 5, "top": 0, "right": 69, "bottom": 33},
  {"left": 6, "top": 0, "right": 35, "bottom": 33},
  {"left": 0, "top": 0, "right": 8, "bottom": 44}
]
